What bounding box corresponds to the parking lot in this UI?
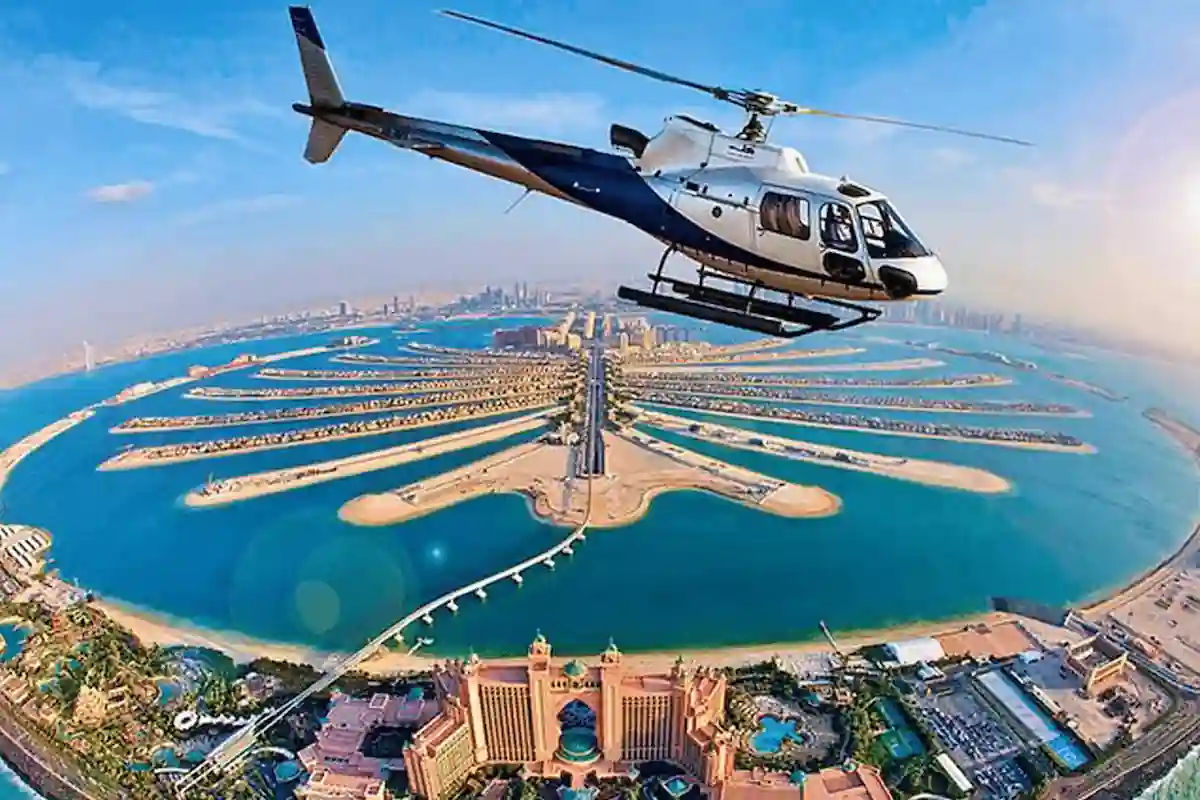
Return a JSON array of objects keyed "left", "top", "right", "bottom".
[
  {"left": 910, "top": 674, "right": 1033, "bottom": 799},
  {"left": 1009, "top": 650, "right": 1168, "bottom": 750}
]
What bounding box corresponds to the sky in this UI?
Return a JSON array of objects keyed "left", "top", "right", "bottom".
[{"left": 1, "top": 0, "right": 1200, "bottom": 367}]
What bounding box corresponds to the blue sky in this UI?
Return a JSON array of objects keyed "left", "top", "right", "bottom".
[{"left": 1, "top": 0, "right": 1199, "bottom": 366}]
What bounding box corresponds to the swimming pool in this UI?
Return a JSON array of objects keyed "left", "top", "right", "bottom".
[
  {"left": 750, "top": 715, "right": 805, "bottom": 754},
  {"left": 975, "top": 670, "right": 1090, "bottom": 770}
]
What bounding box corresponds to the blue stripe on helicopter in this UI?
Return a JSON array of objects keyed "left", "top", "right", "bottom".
[{"left": 477, "top": 129, "right": 889, "bottom": 292}]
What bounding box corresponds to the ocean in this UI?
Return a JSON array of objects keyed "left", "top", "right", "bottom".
[{"left": 0, "top": 317, "right": 1197, "bottom": 795}]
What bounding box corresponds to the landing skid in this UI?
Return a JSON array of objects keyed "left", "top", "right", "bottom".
[{"left": 617, "top": 248, "right": 881, "bottom": 338}]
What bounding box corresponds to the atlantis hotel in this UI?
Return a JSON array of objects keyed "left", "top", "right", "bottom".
[{"left": 403, "top": 635, "right": 891, "bottom": 800}]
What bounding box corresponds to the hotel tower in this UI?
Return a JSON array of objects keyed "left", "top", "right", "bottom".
[{"left": 402, "top": 634, "right": 735, "bottom": 799}]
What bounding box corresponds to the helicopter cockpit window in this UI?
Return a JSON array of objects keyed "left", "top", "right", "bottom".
[
  {"left": 759, "top": 192, "right": 811, "bottom": 240},
  {"left": 858, "top": 200, "right": 931, "bottom": 259},
  {"left": 819, "top": 202, "right": 858, "bottom": 253}
]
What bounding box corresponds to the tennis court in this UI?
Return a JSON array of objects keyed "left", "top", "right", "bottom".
[{"left": 876, "top": 699, "right": 926, "bottom": 760}]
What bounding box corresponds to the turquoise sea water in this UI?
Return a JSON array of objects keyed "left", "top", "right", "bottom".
[{"left": 0, "top": 318, "right": 1197, "bottom": 796}]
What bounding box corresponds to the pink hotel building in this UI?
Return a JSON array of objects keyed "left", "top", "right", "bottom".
[{"left": 402, "top": 635, "right": 892, "bottom": 800}]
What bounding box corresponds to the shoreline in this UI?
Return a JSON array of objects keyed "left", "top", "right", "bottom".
[
  {"left": 183, "top": 411, "right": 552, "bottom": 508},
  {"left": 340, "top": 430, "right": 841, "bottom": 529},
  {"left": 90, "top": 589, "right": 1021, "bottom": 676},
  {"left": 633, "top": 403, "right": 1097, "bottom": 454},
  {"left": 96, "top": 401, "right": 560, "bottom": 471},
  {"left": 0, "top": 410, "right": 95, "bottom": 493}
]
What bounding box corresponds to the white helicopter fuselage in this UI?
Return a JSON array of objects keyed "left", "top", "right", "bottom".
[{"left": 630, "top": 115, "right": 948, "bottom": 302}]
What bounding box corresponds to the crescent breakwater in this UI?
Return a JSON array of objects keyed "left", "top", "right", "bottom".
[
  {"left": 630, "top": 393, "right": 1095, "bottom": 452},
  {"left": 185, "top": 370, "right": 569, "bottom": 401},
  {"left": 625, "top": 356, "right": 944, "bottom": 374},
  {"left": 97, "top": 394, "right": 563, "bottom": 470},
  {"left": 335, "top": 351, "right": 563, "bottom": 367},
  {"left": 622, "top": 382, "right": 1084, "bottom": 416},
  {"left": 111, "top": 385, "right": 559, "bottom": 432},
  {"left": 624, "top": 372, "right": 1012, "bottom": 389}
]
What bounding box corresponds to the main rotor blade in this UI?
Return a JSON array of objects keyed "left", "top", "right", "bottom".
[
  {"left": 439, "top": 9, "right": 729, "bottom": 100},
  {"left": 782, "top": 106, "right": 1033, "bottom": 146}
]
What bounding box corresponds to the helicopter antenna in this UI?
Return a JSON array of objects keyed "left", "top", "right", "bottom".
[
  {"left": 503, "top": 188, "right": 533, "bottom": 215},
  {"left": 439, "top": 9, "right": 1033, "bottom": 147}
]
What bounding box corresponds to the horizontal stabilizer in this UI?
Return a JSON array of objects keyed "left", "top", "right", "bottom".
[{"left": 305, "top": 118, "right": 348, "bottom": 164}]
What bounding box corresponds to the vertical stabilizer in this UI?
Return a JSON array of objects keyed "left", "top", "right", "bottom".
[{"left": 289, "top": 6, "right": 344, "bottom": 108}]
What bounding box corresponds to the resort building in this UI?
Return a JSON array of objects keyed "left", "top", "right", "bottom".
[
  {"left": 402, "top": 635, "right": 893, "bottom": 800},
  {"left": 0, "top": 525, "right": 50, "bottom": 577},
  {"left": 1063, "top": 636, "right": 1128, "bottom": 697},
  {"left": 800, "top": 766, "right": 892, "bottom": 800},
  {"left": 297, "top": 691, "right": 437, "bottom": 800}
]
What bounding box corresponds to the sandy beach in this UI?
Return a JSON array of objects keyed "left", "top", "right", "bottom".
[
  {"left": 636, "top": 408, "right": 1012, "bottom": 493},
  {"left": 633, "top": 402, "right": 1097, "bottom": 454},
  {"left": 97, "top": 398, "right": 561, "bottom": 471},
  {"left": 631, "top": 346, "right": 866, "bottom": 367},
  {"left": 0, "top": 410, "right": 94, "bottom": 492},
  {"left": 183, "top": 411, "right": 554, "bottom": 508},
  {"left": 628, "top": 357, "right": 944, "bottom": 374},
  {"left": 341, "top": 429, "right": 840, "bottom": 529},
  {"left": 93, "top": 592, "right": 1025, "bottom": 677}
]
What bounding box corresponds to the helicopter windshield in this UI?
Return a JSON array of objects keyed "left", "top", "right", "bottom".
[{"left": 858, "top": 200, "right": 931, "bottom": 260}]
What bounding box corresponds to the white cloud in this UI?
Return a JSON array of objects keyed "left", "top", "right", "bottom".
[
  {"left": 86, "top": 180, "right": 154, "bottom": 204},
  {"left": 404, "top": 90, "right": 605, "bottom": 134},
  {"left": 1001, "top": 167, "right": 1109, "bottom": 209},
  {"left": 14, "top": 53, "right": 277, "bottom": 142},
  {"left": 174, "top": 193, "right": 300, "bottom": 227}
]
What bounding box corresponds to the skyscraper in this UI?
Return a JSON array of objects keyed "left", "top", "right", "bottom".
[{"left": 83, "top": 341, "right": 95, "bottom": 372}]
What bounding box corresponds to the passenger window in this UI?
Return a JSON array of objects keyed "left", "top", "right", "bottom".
[
  {"left": 759, "top": 192, "right": 811, "bottom": 240},
  {"left": 820, "top": 202, "right": 858, "bottom": 253}
]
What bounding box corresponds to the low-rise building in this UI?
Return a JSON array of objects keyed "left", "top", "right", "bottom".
[
  {"left": 1064, "top": 636, "right": 1128, "bottom": 697},
  {"left": 296, "top": 691, "right": 436, "bottom": 800}
]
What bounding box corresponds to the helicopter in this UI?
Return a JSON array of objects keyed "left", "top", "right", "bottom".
[{"left": 288, "top": 7, "right": 1030, "bottom": 338}]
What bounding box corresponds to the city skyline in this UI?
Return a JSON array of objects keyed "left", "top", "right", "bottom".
[{"left": 3, "top": 0, "right": 1200, "bottom": 368}]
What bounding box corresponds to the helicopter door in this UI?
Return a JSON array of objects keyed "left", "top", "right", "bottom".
[
  {"left": 670, "top": 179, "right": 755, "bottom": 276},
  {"left": 817, "top": 200, "right": 871, "bottom": 285},
  {"left": 754, "top": 189, "right": 818, "bottom": 273}
]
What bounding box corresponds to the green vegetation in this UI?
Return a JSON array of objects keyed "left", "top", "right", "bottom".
[{"left": 724, "top": 661, "right": 839, "bottom": 774}]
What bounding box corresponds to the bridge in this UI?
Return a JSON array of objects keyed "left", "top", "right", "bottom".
[{"left": 176, "top": 354, "right": 601, "bottom": 797}]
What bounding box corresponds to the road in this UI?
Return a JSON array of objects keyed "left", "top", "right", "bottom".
[{"left": 574, "top": 344, "right": 606, "bottom": 478}]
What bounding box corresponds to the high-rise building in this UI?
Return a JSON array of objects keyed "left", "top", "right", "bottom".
[
  {"left": 401, "top": 636, "right": 892, "bottom": 800},
  {"left": 83, "top": 341, "right": 95, "bottom": 372},
  {"left": 338, "top": 301, "right": 350, "bottom": 317}
]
